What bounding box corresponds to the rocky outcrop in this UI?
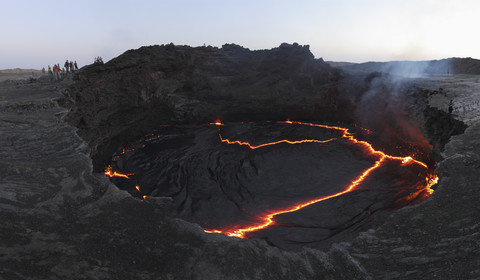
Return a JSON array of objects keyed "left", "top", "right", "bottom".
[
  {"left": 60, "top": 43, "right": 347, "bottom": 171},
  {"left": 423, "top": 105, "right": 468, "bottom": 159}
]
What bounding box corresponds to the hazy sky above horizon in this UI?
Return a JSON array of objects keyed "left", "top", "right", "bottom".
[{"left": 1, "top": 0, "right": 480, "bottom": 69}]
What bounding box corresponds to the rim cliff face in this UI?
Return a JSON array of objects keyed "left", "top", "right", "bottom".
[{"left": 60, "top": 43, "right": 349, "bottom": 172}]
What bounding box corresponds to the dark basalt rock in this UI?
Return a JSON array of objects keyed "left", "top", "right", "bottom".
[
  {"left": 59, "top": 43, "right": 349, "bottom": 172},
  {"left": 110, "top": 122, "right": 435, "bottom": 252},
  {"left": 423, "top": 105, "right": 468, "bottom": 159}
]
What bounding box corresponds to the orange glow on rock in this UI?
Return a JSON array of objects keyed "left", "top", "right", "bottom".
[{"left": 204, "top": 120, "right": 438, "bottom": 238}]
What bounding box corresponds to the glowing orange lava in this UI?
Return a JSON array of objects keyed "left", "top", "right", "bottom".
[
  {"left": 210, "top": 120, "right": 224, "bottom": 126},
  {"left": 204, "top": 120, "right": 438, "bottom": 238},
  {"left": 104, "top": 165, "right": 133, "bottom": 179},
  {"left": 425, "top": 175, "right": 439, "bottom": 195},
  {"left": 219, "top": 133, "right": 336, "bottom": 149},
  {"left": 104, "top": 121, "right": 437, "bottom": 237},
  {"left": 135, "top": 185, "right": 148, "bottom": 200},
  {"left": 207, "top": 157, "right": 386, "bottom": 238},
  {"left": 105, "top": 166, "right": 146, "bottom": 200},
  {"left": 281, "top": 121, "right": 429, "bottom": 168}
]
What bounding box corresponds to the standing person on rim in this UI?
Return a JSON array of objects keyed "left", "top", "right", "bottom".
[
  {"left": 55, "top": 64, "right": 60, "bottom": 80},
  {"left": 52, "top": 65, "right": 57, "bottom": 80},
  {"left": 64, "top": 60, "right": 70, "bottom": 72}
]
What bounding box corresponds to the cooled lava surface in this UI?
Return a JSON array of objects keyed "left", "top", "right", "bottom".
[{"left": 106, "top": 120, "right": 437, "bottom": 251}]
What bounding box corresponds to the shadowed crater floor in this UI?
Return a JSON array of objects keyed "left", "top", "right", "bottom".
[{"left": 108, "top": 121, "right": 436, "bottom": 251}]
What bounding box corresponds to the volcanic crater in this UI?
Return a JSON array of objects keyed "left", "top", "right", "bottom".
[
  {"left": 105, "top": 118, "right": 437, "bottom": 251},
  {"left": 3, "top": 43, "right": 477, "bottom": 279},
  {"left": 61, "top": 44, "right": 463, "bottom": 251}
]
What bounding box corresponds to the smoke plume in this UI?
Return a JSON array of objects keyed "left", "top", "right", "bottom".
[{"left": 355, "top": 72, "right": 432, "bottom": 160}]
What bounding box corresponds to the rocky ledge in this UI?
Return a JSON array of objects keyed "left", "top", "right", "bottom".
[{"left": 1, "top": 44, "right": 479, "bottom": 279}]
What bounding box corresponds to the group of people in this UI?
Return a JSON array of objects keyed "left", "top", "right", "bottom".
[
  {"left": 41, "top": 56, "right": 105, "bottom": 82},
  {"left": 42, "top": 60, "right": 78, "bottom": 81},
  {"left": 94, "top": 56, "right": 104, "bottom": 64},
  {"left": 64, "top": 60, "right": 78, "bottom": 72}
]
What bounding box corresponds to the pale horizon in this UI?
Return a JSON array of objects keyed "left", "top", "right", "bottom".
[{"left": 2, "top": 0, "right": 480, "bottom": 69}]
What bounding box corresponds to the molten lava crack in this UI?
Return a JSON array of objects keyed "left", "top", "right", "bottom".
[
  {"left": 104, "top": 121, "right": 438, "bottom": 239},
  {"left": 105, "top": 165, "right": 133, "bottom": 179},
  {"left": 204, "top": 121, "right": 438, "bottom": 238}
]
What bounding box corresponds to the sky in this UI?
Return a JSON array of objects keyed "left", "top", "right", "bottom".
[{"left": 1, "top": 0, "right": 480, "bottom": 69}]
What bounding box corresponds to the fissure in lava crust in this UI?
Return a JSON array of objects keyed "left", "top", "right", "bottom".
[{"left": 105, "top": 120, "right": 438, "bottom": 240}]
